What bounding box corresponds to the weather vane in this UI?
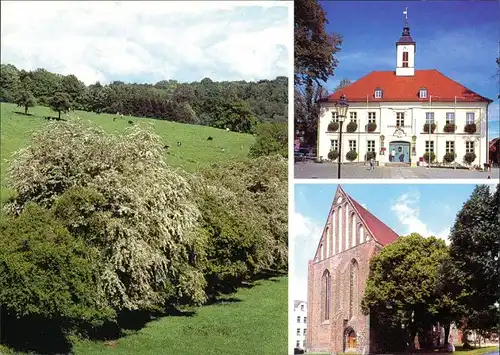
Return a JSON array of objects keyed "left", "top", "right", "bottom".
[{"left": 403, "top": 7, "right": 408, "bottom": 23}]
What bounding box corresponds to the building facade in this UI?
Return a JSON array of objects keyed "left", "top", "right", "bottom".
[
  {"left": 306, "top": 186, "right": 399, "bottom": 354},
  {"left": 317, "top": 21, "right": 493, "bottom": 167},
  {"left": 293, "top": 300, "right": 308, "bottom": 350}
]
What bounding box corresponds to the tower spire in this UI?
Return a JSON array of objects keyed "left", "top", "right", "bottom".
[{"left": 403, "top": 7, "right": 408, "bottom": 25}]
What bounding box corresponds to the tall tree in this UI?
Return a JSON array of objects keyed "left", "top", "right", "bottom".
[
  {"left": 294, "top": 0, "right": 343, "bottom": 86},
  {"left": 361, "top": 233, "right": 449, "bottom": 352},
  {"left": 294, "top": 81, "right": 328, "bottom": 147},
  {"left": 249, "top": 122, "right": 288, "bottom": 158},
  {"left": 15, "top": 89, "right": 37, "bottom": 115},
  {"left": 447, "top": 184, "right": 500, "bottom": 337}
]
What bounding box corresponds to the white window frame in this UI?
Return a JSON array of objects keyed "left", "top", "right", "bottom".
[
  {"left": 396, "top": 112, "right": 405, "bottom": 127},
  {"left": 425, "top": 112, "right": 435, "bottom": 124},
  {"left": 374, "top": 89, "right": 382, "bottom": 99},
  {"left": 331, "top": 139, "right": 338, "bottom": 151},
  {"left": 368, "top": 112, "right": 376, "bottom": 123},
  {"left": 350, "top": 112, "right": 357, "bottom": 122},
  {"left": 420, "top": 89, "right": 427, "bottom": 98},
  {"left": 446, "top": 141, "right": 455, "bottom": 153},
  {"left": 446, "top": 112, "right": 455, "bottom": 125},
  {"left": 296, "top": 341, "right": 300, "bottom": 348},
  {"left": 349, "top": 140, "right": 357, "bottom": 152},
  {"left": 332, "top": 112, "right": 339, "bottom": 122},
  {"left": 466, "top": 112, "right": 475, "bottom": 125},
  {"left": 367, "top": 140, "right": 375, "bottom": 152},
  {"left": 297, "top": 328, "right": 301, "bottom": 336},
  {"left": 304, "top": 316, "right": 307, "bottom": 324},
  {"left": 466, "top": 141, "right": 475, "bottom": 153},
  {"left": 425, "top": 140, "right": 435, "bottom": 153},
  {"left": 303, "top": 328, "right": 307, "bottom": 335},
  {"left": 297, "top": 316, "right": 301, "bottom": 323}
]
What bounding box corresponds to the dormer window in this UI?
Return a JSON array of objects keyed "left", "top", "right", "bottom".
[
  {"left": 374, "top": 88, "right": 383, "bottom": 99},
  {"left": 419, "top": 88, "right": 428, "bottom": 98}
]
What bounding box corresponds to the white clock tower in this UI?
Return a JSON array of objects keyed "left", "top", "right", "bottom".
[{"left": 396, "top": 8, "right": 416, "bottom": 76}]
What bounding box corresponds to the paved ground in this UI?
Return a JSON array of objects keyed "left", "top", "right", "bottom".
[{"left": 294, "top": 162, "right": 500, "bottom": 179}]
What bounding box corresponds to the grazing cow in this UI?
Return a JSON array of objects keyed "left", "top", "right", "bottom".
[
  {"left": 113, "top": 117, "right": 117, "bottom": 121},
  {"left": 240, "top": 145, "right": 243, "bottom": 150},
  {"left": 226, "top": 128, "right": 230, "bottom": 132},
  {"left": 221, "top": 148, "right": 225, "bottom": 152},
  {"left": 128, "top": 120, "right": 133, "bottom": 125},
  {"left": 177, "top": 141, "right": 182, "bottom": 146},
  {"left": 207, "top": 136, "right": 213, "bottom": 141},
  {"left": 163, "top": 145, "right": 169, "bottom": 150}
]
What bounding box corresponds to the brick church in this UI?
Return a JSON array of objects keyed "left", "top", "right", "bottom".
[{"left": 306, "top": 185, "right": 399, "bottom": 354}]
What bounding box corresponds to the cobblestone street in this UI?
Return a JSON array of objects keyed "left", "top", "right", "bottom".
[{"left": 294, "top": 162, "right": 500, "bottom": 179}]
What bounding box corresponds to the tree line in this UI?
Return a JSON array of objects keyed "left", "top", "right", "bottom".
[
  {"left": 0, "top": 63, "right": 288, "bottom": 133},
  {"left": 361, "top": 185, "right": 499, "bottom": 353}
]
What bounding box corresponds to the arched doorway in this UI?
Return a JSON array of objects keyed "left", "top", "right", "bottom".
[
  {"left": 388, "top": 141, "right": 410, "bottom": 163},
  {"left": 343, "top": 327, "right": 358, "bottom": 352}
]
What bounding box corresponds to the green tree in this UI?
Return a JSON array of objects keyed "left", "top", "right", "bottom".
[
  {"left": 294, "top": 0, "right": 343, "bottom": 85},
  {"left": 294, "top": 81, "right": 328, "bottom": 147},
  {"left": 48, "top": 92, "right": 72, "bottom": 119},
  {"left": 15, "top": 89, "right": 37, "bottom": 115},
  {"left": 0, "top": 203, "right": 113, "bottom": 326},
  {"left": 5, "top": 121, "right": 206, "bottom": 311},
  {"left": 447, "top": 185, "right": 500, "bottom": 337},
  {"left": 361, "top": 233, "right": 449, "bottom": 351},
  {"left": 249, "top": 122, "right": 288, "bottom": 158},
  {"left": 0, "top": 63, "right": 21, "bottom": 102},
  {"left": 61, "top": 74, "right": 86, "bottom": 110}
]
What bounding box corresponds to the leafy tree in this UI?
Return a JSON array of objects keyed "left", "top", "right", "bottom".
[
  {"left": 249, "top": 122, "right": 288, "bottom": 158},
  {"left": 48, "top": 92, "right": 72, "bottom": 119},
  {"left": 5, "top": 121, "right": 206, "bottom": 311},
  {"left": 0, "top": 63, "right": 20, "bottom": 102},
  {"left": 447, "top": 185, "right": 500, "bottom": 336},
  {"left": 294, "top": 0, "right": 343, "bottom": 86},
  {"left": 15, "top": 89, "right": 37, "bottom": 115},
  {"left": 361, "top": 234, "right": 449, "bottom": 351},
  {"left": 61, "top": 74, "right": 86, "bottom": 110},
  {"left": 0, "top": 203, "right": 113, "bottom": 326}
]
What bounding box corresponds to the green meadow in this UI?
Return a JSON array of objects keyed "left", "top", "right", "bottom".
[{"left": 0, "top": 102, "right": 255, "bottom": 202}]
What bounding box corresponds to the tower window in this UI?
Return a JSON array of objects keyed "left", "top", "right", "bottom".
[
  {"left": 402, "top": 51, "right": 409, "bottom": 68},
  {"left": 374, "top": 89, "right": 383, "bottom": 99},
  {"left": 420, "top": 88, "right": 428, "bottom": 98}
]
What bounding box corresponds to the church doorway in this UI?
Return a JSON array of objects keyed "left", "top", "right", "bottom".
[
  {"left": 343, "top": 327, "right": 358, "bottom": 352},
  {"left": 388, "top": 141, "right": 410, "bottom": 163}
]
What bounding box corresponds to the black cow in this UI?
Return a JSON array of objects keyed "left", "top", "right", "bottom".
[
  {"left": 207, "top": 136, "right": 213, "bottom": 141},
  {"left": 128, "top": 120, "right": 133, "bottom": 125},
  {"left": 177, "top": 141, "right": 182, "bottom": 146}
]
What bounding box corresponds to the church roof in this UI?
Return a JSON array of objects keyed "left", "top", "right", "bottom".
[
  {"left": 343, "top": 189, "right": 399, "bottom": 246},
  {"left": 322, "top": 69, "right": 493, "bottom": 103}
]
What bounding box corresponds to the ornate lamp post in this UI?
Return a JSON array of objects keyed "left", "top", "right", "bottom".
[{"left": 335, "top": 94, "right": 349, "bottom": 179}]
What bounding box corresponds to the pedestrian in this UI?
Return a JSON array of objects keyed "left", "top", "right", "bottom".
[
  {"left": 390, "top": 149, "right": 396, "bottom": 162},
  {"left": 370, "top": 157, "right": 375, "bottom": 171}
]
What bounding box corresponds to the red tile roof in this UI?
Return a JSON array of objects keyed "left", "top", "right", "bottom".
[
  {"left": 344, "top": 190, "right": 399, "bottom": 246},
  {"left": 322, "top": 69, "right": 493, "bottom": 103}
]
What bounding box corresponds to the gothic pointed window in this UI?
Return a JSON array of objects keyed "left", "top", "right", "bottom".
[
  {"left": 322, "top": 270, "right": 331, "bottom": 321},
  {"left": 349, "top": 259, "right": 359, "bottom": 320}
]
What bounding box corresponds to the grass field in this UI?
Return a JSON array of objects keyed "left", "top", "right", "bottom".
[
  {"left": 72, "top": 277, "right": 287, "bottom": 355},
  {"left": 0, "top": 102, "right": 255, "bottom": 202}
]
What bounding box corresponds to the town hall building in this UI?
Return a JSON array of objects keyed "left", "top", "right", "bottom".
[
  {"left": 306, "top": 185, "right": 399, "bottom": 354},
  {"left": 317, "top": 17, "right": 493, "bottom": 167}
]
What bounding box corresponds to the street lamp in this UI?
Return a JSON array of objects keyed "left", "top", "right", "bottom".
[{"left": 335, "top": 94, "right": 349, "bottom": 179}]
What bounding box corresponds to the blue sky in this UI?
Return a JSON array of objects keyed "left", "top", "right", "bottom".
[
  {"left": 291, "top": 183, "right": 498, "bottom": 301},
  {"left": 320, "top": 1, "right": 500, "bottom": 138},
  {"left": 1, "top": 1, "right": 290, "bottom": 85}
]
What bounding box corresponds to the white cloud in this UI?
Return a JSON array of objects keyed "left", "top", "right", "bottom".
[
  {"left": 291, "top": 211, "right": 323, "bottom": 302},
  {"left": 0, "top": 1, "right": 290, "bottom": 85},
  {"left": 391, "top": 191, "right": 451, "bottom": 244}
]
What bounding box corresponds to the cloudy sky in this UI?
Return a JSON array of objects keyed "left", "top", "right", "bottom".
[
  {"left": 291, "top": 183, "right": 498, "bottom": 302},
  {"left": 320, "top": 1, "right": 500, "bottom": 138},
  {"left": 1, "top": 1, "right": 291, "bottom": 85}
]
